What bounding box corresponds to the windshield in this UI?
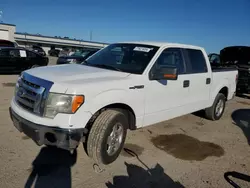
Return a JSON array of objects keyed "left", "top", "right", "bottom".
[{"left": 82, "top": 43, "right": 159, "bottom": 74}]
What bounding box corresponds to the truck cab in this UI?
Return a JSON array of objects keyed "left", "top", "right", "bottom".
[{"left": 9, "top": 42, "right": 238, "bottom": 165}]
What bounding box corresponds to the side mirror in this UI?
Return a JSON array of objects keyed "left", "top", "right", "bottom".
[{"left": 150, "top": 66, "right": 178, "bottom": 80}]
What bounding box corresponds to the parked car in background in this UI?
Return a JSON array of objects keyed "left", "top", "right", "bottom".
[
  {"left": 0, "top": 47, "right": 49, "bottom": 73},
  {"left": 9, "top": 42, "right": 237, "bottom": 165},
  {"left": 58, "top": 48, "right": 71, "bottom": 57},
  {"left": 48, "top": 49, "right": 61, "bottom": 57},
  {"left": 26, "top": 45, "right": 46, "bottom": 56},
  {"left": 209, "top": 46, "right": 250, "bottom": 94},
  {"left": 56, "top": 48, "right": 100, "bottom": 64}
]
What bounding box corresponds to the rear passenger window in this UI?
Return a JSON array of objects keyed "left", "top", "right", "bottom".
[
  {"left": 153, "top": 48, "right": 185, "bottom": 74},
  {"left": 185, "top": 49, "right": 207, "bottom": 73}
]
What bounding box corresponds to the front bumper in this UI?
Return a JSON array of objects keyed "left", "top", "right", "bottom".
[{"left": 9, "top": 107, "right": 87, "bottom": 150}]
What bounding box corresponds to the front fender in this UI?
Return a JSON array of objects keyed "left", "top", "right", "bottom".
[
  {"left": 92, "top": 89, "right": 142, "bottom": 113},
  {"left": 83, "top": 89, "right": 145, "bottom": 127}
]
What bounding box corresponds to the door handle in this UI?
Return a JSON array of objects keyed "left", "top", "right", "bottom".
[
  {"left": 183, "top": 80, "right": 190, "bottom": 88},
  {"left": 206, "top": 78, "right": 211, "bottom": 84}
]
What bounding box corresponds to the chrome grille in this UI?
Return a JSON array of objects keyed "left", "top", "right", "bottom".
[{"left": 14, "top": 72, "right": 53, "bottom": 116}]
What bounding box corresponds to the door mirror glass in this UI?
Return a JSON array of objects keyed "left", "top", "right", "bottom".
[{"left": 150, "top": 66, "right": 178, "bottom": 80}]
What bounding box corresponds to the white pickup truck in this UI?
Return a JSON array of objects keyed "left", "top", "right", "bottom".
[{"left": 9, "top": 42, "right": 238, "bottom": 165}]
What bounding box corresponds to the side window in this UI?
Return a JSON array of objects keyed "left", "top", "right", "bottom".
[
  {"left": 153, "top": 48, "right": 185, "bottom": 74},
  {"left": 9, "top": 49, "right": 20, "bottom": 57},
  {"left": 185, "top": 49, "right": 207, "bottom": 73}
]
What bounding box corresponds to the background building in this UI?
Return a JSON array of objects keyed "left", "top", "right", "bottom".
[{"left": 0, "top": 23, "right": 108, "bottom": 54}]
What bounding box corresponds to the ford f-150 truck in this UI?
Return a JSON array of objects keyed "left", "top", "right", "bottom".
[{"left": 9, "top": 42, "right": 238, "bottom": 165}]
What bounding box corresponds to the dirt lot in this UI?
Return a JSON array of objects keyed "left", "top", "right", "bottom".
[{"left": 0, "top": 57, "right": 249, "bottom": 188}]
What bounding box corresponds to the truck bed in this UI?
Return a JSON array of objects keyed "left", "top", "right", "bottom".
[{"left": 211, "top": 66, "right": 237, "bottom": 72}]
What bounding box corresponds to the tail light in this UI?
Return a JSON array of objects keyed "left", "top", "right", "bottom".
[{"left": 235, "top": 74, "right": 238, "bottom": 84}]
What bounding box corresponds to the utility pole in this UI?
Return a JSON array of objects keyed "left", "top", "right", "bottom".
[
  {"left": 0, "top": 10, "right": 3, "bottom": 23},
  {"left": 90, "top": 30, "right": 92, "bottom": 41}
]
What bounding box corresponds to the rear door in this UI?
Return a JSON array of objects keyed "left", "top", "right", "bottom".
[{"left": 183, "top": 48, "right": 211, "bottom": 110}]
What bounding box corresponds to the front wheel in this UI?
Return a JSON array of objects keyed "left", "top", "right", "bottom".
[
  {"left": 205, "top": 93, "right": 226, "bottom": 121},
  {"left": 86, "top": 109, "right": 128, "bottom": 165}
]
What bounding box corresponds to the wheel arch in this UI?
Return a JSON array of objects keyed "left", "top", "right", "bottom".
[
  {"left": 85, "top": 103, "right": 137, "bottom": 132},
  {"left": 211, "top": 84, "right": 229, "bottom": 103},
  {"left": 218, "top": 86, "right": 228, "bottom": 100}
]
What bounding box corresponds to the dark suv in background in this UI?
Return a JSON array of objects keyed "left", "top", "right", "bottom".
[
  {"left": 56, "top": 48, "right": 100, "bottom": 65},
  {"left": 209, "top": 46, "right": 250, "bottom": 94},
  {"left": 0, "top": 47, "right": 49, "bottom": 73},
  {"left": 26, "top": 45, "right": 46, "bottom": 56}
]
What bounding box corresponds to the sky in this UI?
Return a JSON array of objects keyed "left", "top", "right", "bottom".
[{"left": 0, "top": 0, "right": 249, "bottom": 53}]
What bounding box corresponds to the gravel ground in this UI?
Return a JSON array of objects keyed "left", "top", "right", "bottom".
[{"left": 0, "top": 57, "right": 249, "bottom": 188}]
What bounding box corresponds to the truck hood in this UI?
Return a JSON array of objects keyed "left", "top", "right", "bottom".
[
  {"left": 220, "top": 46, "right": 250, "bottom": 64},
  {"left": 25, "top": 64, "right": 130, "bottom": 83}
]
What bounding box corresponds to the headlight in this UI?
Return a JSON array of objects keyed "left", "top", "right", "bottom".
[{"left": 44, "top": 93, "right": 84, "bottom": 118}]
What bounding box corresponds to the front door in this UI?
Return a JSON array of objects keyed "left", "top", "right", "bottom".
[
  {"left": 0, "top": 49, "right": 12, "bottom": 71},
  {"left": 9, "top": 49, "right": 26, "bottom": 71},
  {"left": 143, "top": 48, "right": 190, "bottom": 127}
]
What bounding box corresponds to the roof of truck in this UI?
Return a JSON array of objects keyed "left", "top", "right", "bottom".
[{"left": 119, "top": 41, "right": 203, "bottom": 50}]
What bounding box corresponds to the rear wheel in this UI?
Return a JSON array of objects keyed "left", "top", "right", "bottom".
[
  {"left": 86, "top": 109, "right": 128, "bottom": 165},
  {"left": 205, "top": 93, "right": 226, "bottom": 121}
]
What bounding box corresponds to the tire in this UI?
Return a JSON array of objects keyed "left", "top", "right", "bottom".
[
  {"left": 86, "top": 109, "right": 128, "bottom": 165},
  {"left": 205, "top": 93, "right": 226, "bottom": 121}
]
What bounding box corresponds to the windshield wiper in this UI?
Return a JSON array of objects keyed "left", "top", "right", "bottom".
[
  {"left": 81, "top": 61, "right": 122, "bottom": 72},
  {"left": 91, "top": 63, "right": 122, "bottom": 72},
  {"left": 94, "top": 64, "right": 122, "bottom": 71}
]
